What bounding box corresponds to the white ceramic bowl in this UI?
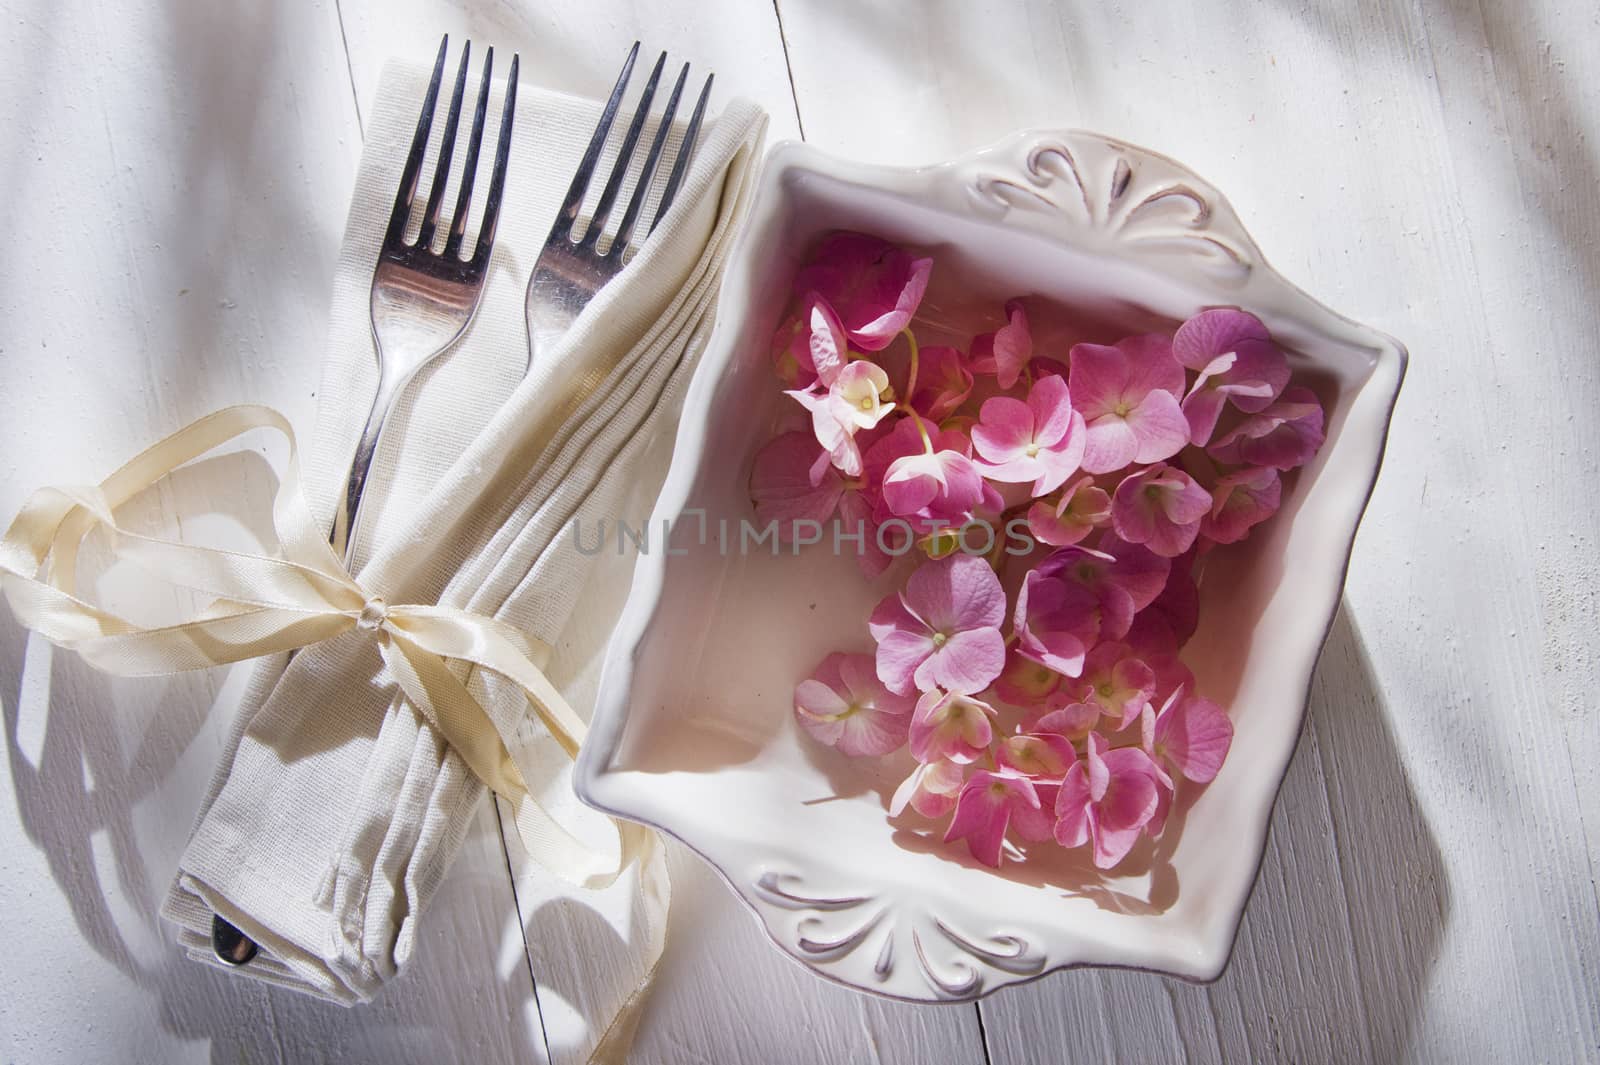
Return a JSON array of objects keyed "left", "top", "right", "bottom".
[{"left": 574, "top": 130, "right": 1406, "bottom": 1002}]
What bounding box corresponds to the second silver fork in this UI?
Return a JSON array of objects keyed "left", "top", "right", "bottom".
[{"left": 523, "top": 43, "right": 712, "bottom": 364}]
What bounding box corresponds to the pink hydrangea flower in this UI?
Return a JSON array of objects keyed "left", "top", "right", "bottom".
[
  {"left": 1173, "top": 309, "right": 1290, "bottom": 445},
  {"left": 869, "top": 554, "right": 1007, "bottom": 695},
  {"left": 995, "top": 731, "right": 1076, "bottom": 777},
  {"left": 1203, "top": 466, "right": 1282, "bottom": 544},
  {"left": 890, "top": 759, "right": 966, "bottom": 818},
  {"left": 1053, "top": 733, "right": 1168, "bottom": 869},
  {"left": 749, "top": 431, "right": 844, "bottom": 534},
  {"left": 794, "top": 232, "right": 933, "bottom": 352},
  {"left": 1112, "top": 463, "right": 1213, "bottom": 558},
  {"left": 1033, "top": 701, "right": 1101, "bottom": 743},
  {"left": 1123, "top": 548, "right": 1199, "bottom": 654},
  {"left": 793, "top": 652, "right": 915, "bottom": 757},
  {"left": 1039, "top": 537, "right": 1170, "bottom": 641},
  {"left": 771, "top": 294, "right": 851, "bottom": 391},
  {"left": 1209, "top": 386, "right": 1325, "bottom": 470},
  {"left": 910, "top": 689, "right": 997, "bottom": 763},
  {"left": 846, "top": 419, "right": 934, "bottom": 570},
  {"left": 909, "top": 345, "right": 974, "bottom": 423},
  {"left": 971, "top": 374, "right": 1087, "bottom": 496},
  {"left": 1013, "top": 564, "right": 1102, "bottom": 678},
  {"left": 1071, "top": 642, "right": 1156, "bottom": 729},
  {"left": 1027, "top": 475, "right": 1111, "bottom": 547},
  {"left": 1146, "top": 690, "right": 1234, "bottom": 784},
  {"left": 1068, "top": 335, "right": 1190, "bottom": 474},
  {"left": 945, "top": 770, "right": 1053, "bottom": 867},
  {"left": 969, "top": 299, "right": 1032, "bottom": 389},
  {"left": 881, "top": 445, "right": 990, "bottom": 533},
  {"left": 787, "top": 359, "right": 893, "bottom": 478},
  {"left": 993, "top": 647, "right": 1064, "bottom": 710}
]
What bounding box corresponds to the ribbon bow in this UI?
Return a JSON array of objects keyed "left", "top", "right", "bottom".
[{"left": 0, "top": 403, "right": 653, "bottom": 887}]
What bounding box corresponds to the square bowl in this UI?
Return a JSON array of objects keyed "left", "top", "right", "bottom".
[{"left": 574, "top": 131, "right": 1405, "bottom": 1002}]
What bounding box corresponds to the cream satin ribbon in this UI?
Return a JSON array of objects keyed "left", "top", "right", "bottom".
[{"left": 0, "top": 403, "right": 664, "bottom": 1061}]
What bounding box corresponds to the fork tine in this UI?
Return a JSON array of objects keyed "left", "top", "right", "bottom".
[
  {"left": 473, "top": 52, "right": 518, "bottom": 264},
  {"left": 445, "top": 46, "right": 494, "bottom": 258},
  {"left": 549, "top": 43, "right": 638, "bottom": 244},
  {"left": 580, "top": 50, "right": 666, "bottom": 250},
  {"left": 611, "top": 62, "right": 689, "bottom": 255},
  {"left": 649, "top": 71, "right": 712, "bottom": 235},
  {"left": 385, "top": 36, "right": 449, "bottom": 247},
  {"left": 416, "top": 40, "right": 471, "bottom": 251}
]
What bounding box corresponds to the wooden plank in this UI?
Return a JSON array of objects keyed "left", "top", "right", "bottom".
[
  {"left": 772, "top": 1, "right": 1600, "bottom": 1062},
  {"left": 0, "top": 0, "right": 544, "bottom": 1061},
  {"left": 334, "top": 1, "right": 803, "bottom": 146}
]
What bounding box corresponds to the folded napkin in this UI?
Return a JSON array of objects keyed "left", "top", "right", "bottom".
[{"left": 137, "top": 61, "right": 764, "bottom": 1002}]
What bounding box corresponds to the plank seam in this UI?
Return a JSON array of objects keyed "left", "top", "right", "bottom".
[
  {"left": 332, "top": 0, "right": 366, "bottom": 135},
  {"left": 769, "top": 0, "right": 807, "bottom": 140},
  {"left": 494, "top": 797, "right": 555, "bottom": 1064}
]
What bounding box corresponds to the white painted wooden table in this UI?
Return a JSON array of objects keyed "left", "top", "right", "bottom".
[{"left": 2, "top": 1, "right": 1597, "bottom": 1062}]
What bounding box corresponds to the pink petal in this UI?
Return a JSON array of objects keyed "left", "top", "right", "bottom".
[
  {"left": 946, "top": 772, "right": 1032, "bottom": 867},
  {"left": 891, "top": 760, "right": 966, "bottom": 818},
  {"left": 920, "top": 627, "right": 1007, "bottom": 695},
  {"left": 1156, "top": 695, "right": 1234, "bottom": 783},
  {"left": 1067, "top": 342, "right": 1130, "bottom": 419},
  {"left": 836, "top": 708, "right": 911, "bottom": 757},
  {"left": 1111, "top": 470, "right": 1160, "bottom": 545},
  {"left": 1053, "top": 763, "right": 1093, "bottom": 848},
  {"left": 910, "top": 690, "right": 995, "bottom": 763},
  {"left": 807, "top": 296, "right": 849, "bottom": 387},
  {"left": 1174, "top": 309, "right": 1288, "bottom": 415},
  {"left": 869, "top": 592, "right": 934, "bottom": 695},
  {"left": 795, "top": 233, "right": 933, "bottom": 352},
  {"left": 1124, "top": 389, "right": 1190, "bottom": 464},
  {"left": 993, "top": 648, "right": 1064, "bottom": 708},
  {"left": 910, "top": 345, "right": 974, "bottom": 422},
  {"left": 971, "top": 395, "right": 1036, "bottom": 465},
  {"left": 1203, "top": 466, "right": 1282, "bottom": 544},
  {"left": 1080, "top": 415, "right": 1140, "bottom": 474},
  {"left": 750, "top": 431, "right": 844, "bottom": 532},
  {"left": 1088, "top": 807, "right": 1150, "bottom": 869},
  {"left": 850, "top": 254, "right": 932, "bottom": 347},
  {"left": 1181, "top": 387, "right": 1230, "bottom": 446},
  {"left": 1036, "top": 701, "right": 1100, "bottom": 741},
  {"left": 1099, "top": 533, "right": 1172, "bottom": 611},
  {"left": 996, "top": 732, "right": 1076, "bottom": 777},
  {"left": 907, "top": 553, "right": 1007, "bottom": 634},
  {"left": 794, "top": 653, "right": 912, "bottom": 756},
  {"left": 992, "top": 301, "right": 1032, "bottom": 389},
  {"left": 1028, "top": 373, "right": 1077, "bottom": 447},
  {"left": 1119, "top": 334, "right": 1185, "bottom": 400},
  {"left": 1172, "top": 308, "right": 1270, "bottom": 371},
  {"left": 1209, "top": 387, "right": 1325, "bottom": 470},
  {"left": 1083, "top": 732, "right": 1111, "bottom": 802}
]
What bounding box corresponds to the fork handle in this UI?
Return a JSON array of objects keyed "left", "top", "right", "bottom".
[{"left": 331, "top": 370, "right": 404, "bottom": 564}]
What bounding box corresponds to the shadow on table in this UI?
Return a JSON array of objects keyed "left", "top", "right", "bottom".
[
  {"left": 1219, "top": 604, "right": 1451, "bottom": 1062},
  {"left": 986, "top": 604, "right": 1450, "bottom": 1064}
]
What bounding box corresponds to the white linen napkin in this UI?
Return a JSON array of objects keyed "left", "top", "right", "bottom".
[{"left": 157, "top": 57, "right": 766, "bottom": 1003}]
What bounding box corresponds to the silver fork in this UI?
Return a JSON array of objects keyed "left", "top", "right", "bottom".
[
  {"left": 523, "top": 42, "right": 712, "bottom": 363},
  {"left": 330, "top": 34, "right": 519, "bottom": 561},
  {"left": 211, "top": 34, "right": 517, "bottom": 969}
]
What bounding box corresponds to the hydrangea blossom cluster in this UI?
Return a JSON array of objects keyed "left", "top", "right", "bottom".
[{"left": 760, "top": 232, "right": 1326, "bottom": 871}]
